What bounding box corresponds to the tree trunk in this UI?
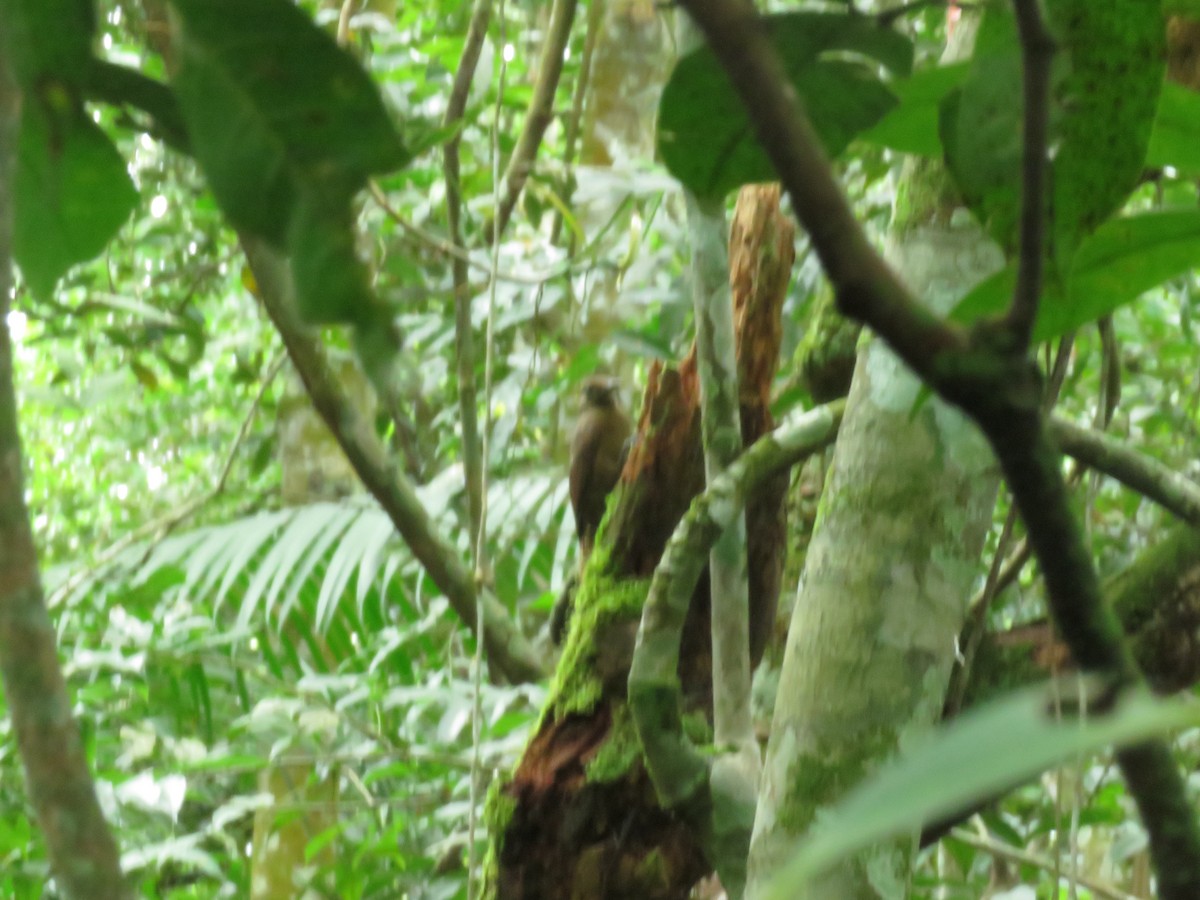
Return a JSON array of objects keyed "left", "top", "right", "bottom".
[
  {"left": 488, "top": 186, "right": 791, "bottom": 899},
  {"left": 746, "top": 156, "right": 1004, "bottom": 900}
]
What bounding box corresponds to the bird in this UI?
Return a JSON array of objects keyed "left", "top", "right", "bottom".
[{"left": 569, "top": 375, "right": 632, "bottom": 558}]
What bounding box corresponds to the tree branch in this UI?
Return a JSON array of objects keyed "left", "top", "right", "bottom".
[
  {"left": 442, "top": 0, "right": 493, "bottom": 566},
  {"left": 1050, "top": 417, "right": 1200, "bottom": 526},
  {"left": 949, "top": 827, "right": 1143, "bottom": 900},
  {"left": 0, "top": 46, "right": 131, "bottom": 900},
  {"left": 84, "top": 59, "right": 190, "bottom": 151},
  {"left": 242, "top": 237, "right": 545, "bottom": 684},
  {"left": 680, "top": 178, "right": 753, "bottom": 891},
  {"left": 487, "top": 0, "right": 578, "bottom": 241},
  {"left": 1005, "top": 0, "right": 1055, "bottom": 347},
  {"left": 630, "top": 400, "right": 843, "bottom": 884}
]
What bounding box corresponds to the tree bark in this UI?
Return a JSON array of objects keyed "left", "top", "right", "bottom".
[{"left": 489, "top": 186, "right": 790, "bottom": 899}]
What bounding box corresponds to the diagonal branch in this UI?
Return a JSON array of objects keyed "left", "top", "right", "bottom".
[
  {"left": 242, "top": 237, "right": 545, "bottom": 685},
  {"left": 487, "top": 0, "right": 578, "bottom": 242},
  {"left": 630, "top": 400, "right": 843, "bottom": 883},
  {"left": 1050, "top": 417, "right": 1200, "bottom": 526}
]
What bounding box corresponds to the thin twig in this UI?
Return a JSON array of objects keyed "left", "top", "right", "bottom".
[
  {"left": 1050, "top": 417, "right": 1200, "bottom": 525},
  {"left": 48, "top": 352, "right": 286, "bottom": 607},
  {"left": 370, "top": 182, "right": 570, "bottom": 285},
  {"left": 950, "top": 826, "right": 1146, "bottom": 900},
  {"left": 468, "top": 6, "right": 509, "bottom": 894},
  {"left": 442, "top": 0, "right": 494, "bottom": 569},
  {"left": 487, "top": 0, "right": 579, "bottom": 242},
  {"left": 549, "top": 0, "right": 600, "bottom": 247},
  {"left": 946, "top": 505, "right": 1020, "bottom": 716},
  {"left": 336, "top": 0, "right": 357, "bottom": 45}
]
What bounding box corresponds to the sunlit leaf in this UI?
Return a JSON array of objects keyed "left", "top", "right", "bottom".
[
  {"left": 1146, "top": 80, "right": 1200, "bottom": 177},
  {"left": 169, "top": 0, "right": 409, "bottom": 325},
  {"left": 14, "top": 103, "right": 138, "bottom": 297},
  {"left": 859, "top": 62, "right": 969, "bottom": 156}
]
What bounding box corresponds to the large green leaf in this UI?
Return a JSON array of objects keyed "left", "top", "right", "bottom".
[
  {"left": 168, "top": 0, "right": 410, "bottom": 322},
  {"left": 4, "top": 0, "right": 138, "bottom": 297},
  {"left": 859, "top": 62, "right": 969, "bottom": 156},
  {"left": 658, "top": 12, "right": 912, "bottom": 202},
  {"left": 288, "top": 187, "right": 373, "bottom": 324},
  {"left": 13, "top": 103, "right": 138, "bottom": 298},
  {"left": 938, "top": 8, "right": 1025, "bottom": 252},
  {"left": 170, "top": 0, "right": 409, "bottom": 211},
  {"left": 1050, "top": 0, "right": 1164, "bottom": 259},
  {"left": 951, "top": 210, "right": 1200, "bottom": 340},
  {"left": 942, "top": 1, "right": 1164, "bottom": 262},
  {"left": 766, "top": 684, "right": 1200, "bottom": 897},
  {"left": 2, "top": 0, "right": 94, "bottom": 89},
  {"left": 1146, "top": 80, "right": 1200, "bottom": 177}
]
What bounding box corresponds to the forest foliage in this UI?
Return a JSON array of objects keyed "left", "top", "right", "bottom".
[{"left": 2, "top": 0, "right": 1200, "bottom": 897}]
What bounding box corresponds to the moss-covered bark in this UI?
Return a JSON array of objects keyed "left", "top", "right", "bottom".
[
  {"left": 966, "top": 525, "right": 1200, "bottom": 704},
  {"left": 489, "top": 187, "right": 790, "bottom": 899}
]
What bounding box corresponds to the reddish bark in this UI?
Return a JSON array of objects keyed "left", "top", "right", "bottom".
[{"left": 493, "top": 186, "right": 794, "bottom": 898}]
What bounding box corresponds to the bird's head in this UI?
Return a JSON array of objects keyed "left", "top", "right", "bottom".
[{"left": 581, "top": 375, "right": 620, "bottom": 409}]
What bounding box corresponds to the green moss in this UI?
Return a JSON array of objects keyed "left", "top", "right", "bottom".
[
  {"left": 480, "top": 778, "right": 518, "bottom": 897},
  {"left": 543, "top": 534, "right": 650, "bottom": 721},
  {"left": 633, "top": 848, "right": 670, "bottom": 891},
  {"left": 681, "top": 709, "right": 714, "bottom": 749},
  {"left": 781, "top": 726, "right": 899, "bottom": 832},
  {"left": 586, "top": 702, "right": 641, "bottom": 781},
  {"left": 795, "top": 287, "right": 860, "bottom": 403},
  {"left": 1111, "top": 525, "right": 1200, "bottom": 631}
]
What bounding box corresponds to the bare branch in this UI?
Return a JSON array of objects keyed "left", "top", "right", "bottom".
[{"left": 0, "top": 45, "right": 131, "bottom": 900}]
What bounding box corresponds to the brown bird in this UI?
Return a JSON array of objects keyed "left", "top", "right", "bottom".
[{"left": 569, "top": 375, "right": 632, "bottom": 557}]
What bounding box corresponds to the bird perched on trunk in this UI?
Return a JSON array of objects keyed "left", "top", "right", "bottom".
[{"left": 569, "top": 375, "right": 632, "bottom": 558}]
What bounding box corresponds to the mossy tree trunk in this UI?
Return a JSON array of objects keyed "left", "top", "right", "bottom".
[{"left": 488, "top": 186, "right": 791, "bottom": 899}]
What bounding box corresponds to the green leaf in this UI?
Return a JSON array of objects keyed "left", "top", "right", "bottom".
[
  {"left": 1146, "top": 80, "right": 1200, "bottom": 177},
  {"left": 942, "top": 1, "right": 1164, "bottom": 260},
  {"left": 1049, "top": 0, "right": 1164, "bottom": 261},
  {"left": 951, "top": 210, "right": 1200, "bottom": 340},
  {"left": 170, "top": 0, "right": 408, "bottom": 242},
  {"left": 766, "top": 684, "right": 1200, "bottom": 897},
  {"left": 13, "top": 103, "right": 138, "bottom": 297},
  {"left": 658, "top": 12, "right": 912, "bottom": 202},
  {"left": 2, "top": 0, "right": 93, "bottom": 89},
  {"left": 169, "top": 32, "right": 294, "bottom": 244},
  {"left": 170, "top": 0, "right": 409, "bottom": 192},
  {"left": 1063, "top": 210, "right": 1200, "bottom": 333},
  {"left": 938, "top": 10, "right": 1023, "bottom": 252},
  {"left": 169, "top": 0, "right": 410, "bottom": 320},
  {"left": 859, "top": 62, "right": 969, "bottom": 156}
]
